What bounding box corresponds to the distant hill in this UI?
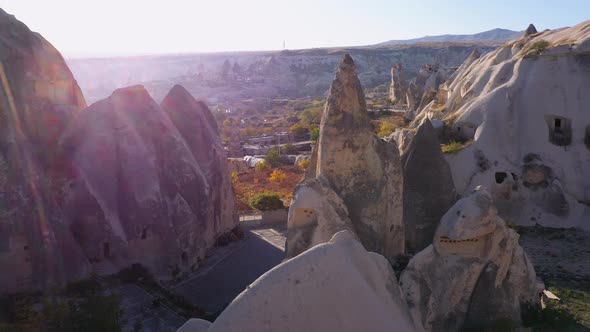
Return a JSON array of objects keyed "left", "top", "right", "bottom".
[{"left": 376, "top": 28, "right": 522, "bottom": 46}]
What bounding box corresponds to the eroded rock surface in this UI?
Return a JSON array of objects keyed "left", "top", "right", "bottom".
[
  {"left": 189, "top": 231, "right": 417, "bottom": 332},
  {"left": 0, "top": 8, "right": 90, "bottom": 291},
  {"left": 400, "top": 187, "right": 538, "bottom": 331},
  {"left": 0, "top": 11, "right": 238, "bottom": 291},
  {"left": 430, "top": 21, "right": 590, "bottom": 229},
  {"left": 287, "top": 54, "right": 404, "bottom": 260},
  {"left": 61, "top": 85, "right": 237, "bottom": 279},
  {"left": 401, "top": 119, "right": 456, "bottom": 252}
]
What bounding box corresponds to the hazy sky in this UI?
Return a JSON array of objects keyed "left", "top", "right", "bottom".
[{"left": 1, "top": 0, "right": 588, "bottom": 57}]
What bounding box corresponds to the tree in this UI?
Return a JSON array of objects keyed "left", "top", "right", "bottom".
[
  {"left": 310, "top": 128, "right": 320, "bottom": 142},
  {"left": 265, "top": 148, "right": 283, "bottom": 167},
  {"left": 300, "top": 107, "right": 322, "bottom": 127},
  {"left": 289, "top": 123, "right": 308, "bottom": 141}
]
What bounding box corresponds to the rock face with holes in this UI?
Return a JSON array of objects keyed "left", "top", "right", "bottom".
[
  {"left": 400, "top": 187, "right": 538, "bottom": 331},
  {"left": 0, "top": 9, "right": 90, "bottom": 292},
  {"left": 286, "top": 54, "right": 404, "bottom": 260},
  {"left": 401, "top": 119, "right": 456, "bottom": 253},
  {"left": 61, "top": 85, "right": 238, "bottom": 280},
  {"left": 419, "top": 21, "right": 590, "bottom": 229},
  {"left": 183, "top": 230, "right": 417, "bottom": 332}
]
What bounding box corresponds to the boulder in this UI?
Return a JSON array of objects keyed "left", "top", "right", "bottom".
[
  {"left": 287, "top": 54, "right": 404, "bottom": 260},
  {"left": 187, "top": 231, "right": 417, "bottom": 332},
  {"left": 400, "top": 187, "right": 538, "bottom": 331},
  {"left": 401, "top": 119, "right": 456, "bottom": 252}
]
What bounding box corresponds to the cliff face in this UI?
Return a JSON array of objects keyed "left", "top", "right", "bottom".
[
  {"left": 0, "top": 8, "right": 91, "bottom": 291},
  {"left": 422, "top": 21, "right": 590, "bottom": 229},
  {"left": 287, "top": 55, "right": 404, "bottom": 260},
  {"left": 0, "top": 10, "right": 238, "bottom": 292}
]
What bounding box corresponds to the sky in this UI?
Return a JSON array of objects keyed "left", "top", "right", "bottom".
[{"left": 0, "top": 0, "right": 588, "bottom": 57}]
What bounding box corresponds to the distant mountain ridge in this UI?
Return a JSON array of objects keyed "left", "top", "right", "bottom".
[{"left": 376, "top": 28, "right": 522, "bottom": 46}]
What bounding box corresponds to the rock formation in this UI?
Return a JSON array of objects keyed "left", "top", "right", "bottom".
[
  {"left": 400, "top": 187, "right": 538, "bottom": 331},
  {"left": 0, "top": 8, "right": 90, "bottom": 291},
  {"left": 0, "top": 8, "right": 238, "bottom": 292},
  {"left": 406, "top": 64, "right": 450, "bottom": 113},
  {"left": 61, "top": 85, "right": 238, "bottom": 279},
  {"left": 401, "top": 119, "right": 456, "bottom": 253},
  {"left": 389, "top": 63, "right": 407, "bottom": 105},
  {"left": 524, "top": 24, "right": 538, "bottom": 37},
  {"left": 161, "top": 85, "right": 238, "bottom": 240},
  {"left": 423, "top": 20, "right": 590, "bottom": 229},
  {"left": 178, "top": 231, "right": 417, "bottom": 332},
  {"left": 286, "top": 54, "right": 404, "bottom": 260}
]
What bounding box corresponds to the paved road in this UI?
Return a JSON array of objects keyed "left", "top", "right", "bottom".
[{"left": 172, "top": 226, "right": 286, "bottom": 314}]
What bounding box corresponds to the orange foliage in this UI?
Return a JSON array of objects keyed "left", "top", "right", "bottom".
[{"left": 232, "top": 165, "right": 303, "bottom": 213}]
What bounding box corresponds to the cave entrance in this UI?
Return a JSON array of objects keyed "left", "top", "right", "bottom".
[
  {"left": 545, "top": 115, "right": 572, "bottom": 146},
  {"left": 181, "top": 251, "right": 188, "bottom": 265},
  {"left": 495, "top": 172, "right": 507, "bottom": 184}
]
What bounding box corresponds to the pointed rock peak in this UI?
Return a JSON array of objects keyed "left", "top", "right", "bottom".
[
  {"left": 525, "top": 24, "right": 537, "bottom": 36},
  {"left": 112, "top": 85, "right": 149, "bottom": 98},
  {"left": 326, "top": 54, "right": 367, "bottom": 118},
  {"left": 162, "top": 84, "right": 198, "bottom": 107},
  {"left": 161, "top": 84, "right": 218, "bottom": 132},
  {"left": 418, "top": 117, "right": 434, "bottom": 132},
  {"left": 337, "top": 53, "right": 357, "bottom": 77}
]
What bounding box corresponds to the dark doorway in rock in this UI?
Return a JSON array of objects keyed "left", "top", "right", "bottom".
[
  {"left": 141, "top": 228, "right": 148, "bottom": 240},
  {"left": 545, "top": 115, "right": 572, "bottom": 146},
  {"left": 495, "top": 172, "right": 507, "bottom": 184},
  {"left": 103, "top": 242, "right": 110, "bottom": 258},
  {"left": 181, "top": 251, "right": 188, "bottom": 265}
]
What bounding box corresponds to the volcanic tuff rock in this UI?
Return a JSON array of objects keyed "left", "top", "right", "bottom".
[
  {"left": 401, "top": 119, "right": 456, "bottom": 253},
  {"left": 0, "top": 11, "right": 238, "bottom": 292},
  {"left": 524, "top": 24, "right": 538, "bottom": 37},
  {"left": 161, "top": 85, "right": 238, "bottom": 238},
  {"left": 61, "top": 85, "right": 238, "bottom": 278},
  {"left": 420, "top": 20, "right": 590, "bottom": 229},
  {"left": 179, "top": 231, "right": 417, "bottom": 332},
  {"left": 287, "top": 54, "right": 404, "bottom": 260},
  {"left": 400, "top": 187, "right": 538, "bottom": 331},
  {"left": 389, "top": 63, "right": 407, "bottom": 105},
  {"left": 0, "top": 8, "right": 90, "bottom": 291}
]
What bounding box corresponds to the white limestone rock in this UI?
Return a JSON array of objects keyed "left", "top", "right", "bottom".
[
  {"left": 400, "top": 187, "right": 538, "bottom": 331},
  {"left": 435, "top": 20, "right": 590, "bottom": 229},
  {"left": 186, "top": 231, "right": 417, "bottom": 332},
  {"left": 287, "top": 54, "right": 404, "bottom": 260}
]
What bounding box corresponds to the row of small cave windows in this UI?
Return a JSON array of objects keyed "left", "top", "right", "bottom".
[{"left": 547, "top": 117, "right": 590, "bottom": 148}]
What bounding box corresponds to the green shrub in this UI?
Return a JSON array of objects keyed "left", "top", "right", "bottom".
[
  {"left": 249, "top": 192, "right": 285, "bottom": 211},
  {"left": 265, "top": 148, "right": 283, "bottom": 167},
  {"left": 281, "top": 143, "right": 297, "bottom": 155},
  {"left": 527, "top": 40, "right": 550, "bottom": 56},
  {"left": 310, "top": 128, "right": 320, "bottom": 142},
  {"left": 442, "top": 141, "right": 467, "bottom": 154}
]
